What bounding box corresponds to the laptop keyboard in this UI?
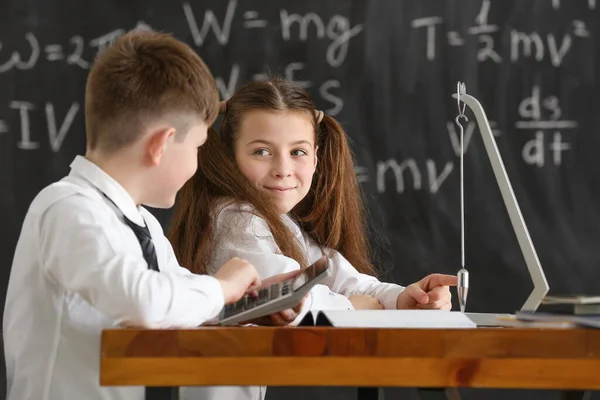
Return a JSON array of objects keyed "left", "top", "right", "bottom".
[{"left": 222, "top": 281, "right": 292, "bottom": 319}]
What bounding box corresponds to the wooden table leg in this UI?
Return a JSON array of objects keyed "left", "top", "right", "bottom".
[
  {"left": 357, "top": 387, "right": 384, "bottom": 400},
  {"left": 145, "top": 387, "right": 179, "bottom": 400}
]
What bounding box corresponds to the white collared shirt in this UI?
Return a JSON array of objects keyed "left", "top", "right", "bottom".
[
  {"left": 207, "top": 202, "right": 405, "bottom": 320},
  {"left": 3, "top": 156, "right": 225, "bottom": 400},
  {"left": 182, "top": 202, "right": 406, "bottom": 400}
]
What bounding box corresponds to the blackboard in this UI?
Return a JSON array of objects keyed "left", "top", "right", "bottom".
[{"left": 2, "top": 0, "right": 600, "bottom": 399}]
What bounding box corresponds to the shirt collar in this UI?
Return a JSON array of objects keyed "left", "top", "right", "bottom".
[{"left": 68, "top": 155, "right": 146, "bottom": 226}]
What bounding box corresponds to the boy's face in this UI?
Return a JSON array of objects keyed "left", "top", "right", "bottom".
[
  {"left": 148, "top": 120, "right": 208, "bottom": 208},
  {"left": 233, "top": 110, "right": 318, "bottom": 214}
]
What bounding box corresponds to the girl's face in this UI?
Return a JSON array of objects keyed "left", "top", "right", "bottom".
[{"left": 233, "top": 110, "right": 318, "bottom": 214}]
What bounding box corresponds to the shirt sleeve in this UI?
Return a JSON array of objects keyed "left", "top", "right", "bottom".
[
  {"left": 306, "top": 235, "right": 405, "bottom": 310},
  {"left": 210, "top": 204, "right": 354, "bottom": 324},
  {"left": 39, "top": 195, "right": 225, "bottom": 328}
]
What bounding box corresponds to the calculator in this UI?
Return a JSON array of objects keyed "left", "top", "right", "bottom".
[{"left": 218, "top": 255, "right": 330, "bottom": 325}]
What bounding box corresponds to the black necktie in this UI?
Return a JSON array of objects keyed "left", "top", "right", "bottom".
[
  {"left": 121, "top": 216, "right": 160, "bottom": 272},
  {"left": 102, "top": 193, "right": 159, "bottom": 272}
]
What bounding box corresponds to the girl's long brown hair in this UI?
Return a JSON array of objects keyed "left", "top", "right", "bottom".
[{"left": 168, "top": 77, "right": 377, "bottom": 276}]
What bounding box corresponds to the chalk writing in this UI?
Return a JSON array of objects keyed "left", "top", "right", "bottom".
[
  {"left": 411, "top": 17, "right": 442, "bottom": 61},
  {"left": 7, "top": 101, "right": 80, "bottom": 152},
  {"left": 44, "top": 45, "right": 63, "bottom": 61},
  {"left": 374, "top": 159, "right": 454, "bottom": 194},
  {"left": 183, "top": 0, "right": 236, "bottom": 46},
  {"left": 66, "top": 36, "right": 90, "bottom": 69},
  {"left": 377, "top": 159, "right": 422, "bottom": 193},
  {"left": 180, "top": 0, "right": 363, "bottom": 68},
  {"left": 216, "top": 64, "right": 241, "bottom": 100},
  {"left": 243, "top": 11, "right": 267, "bottom": 29},
  {"left": 280, "top": 10, "right": 363, "bottom": 67},
  {"left": 46, "top": 103, "right": 80, "bottom": 152},
  {"left": 0, "top": 33, "right": 40, "bottom": 73},
  {"left": 356, "top": 166, "right": 369, "bottom": 184},
  {"left": 470, "top": 0, "right": 501, "bottom": 63},
  {"left": 411, "top": 0, "right": 590, "bottom": 65},
  {"left": 517, "top": 85, "right": 575, "bottom": 167},
  {"left": 10, "top": 101, "right": 38, "bottom": 150},
  {"left": 510, "top": 30, "right": 573, "bottom": 67}
]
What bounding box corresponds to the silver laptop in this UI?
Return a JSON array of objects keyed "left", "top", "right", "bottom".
[
  {"left": 453, "top": 92, "right": 550, "bottom": 327},
  {"left": 218, "top": 256, "right": 330, "bottom": 325}
]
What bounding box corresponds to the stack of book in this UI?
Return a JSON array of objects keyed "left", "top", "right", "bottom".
[{"left": 515, "top": 295, "right": 600, "bottom": 328}]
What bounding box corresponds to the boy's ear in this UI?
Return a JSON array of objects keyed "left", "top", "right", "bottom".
[{"left": 147, "top": 127, "right": 176, "bottom": 166}]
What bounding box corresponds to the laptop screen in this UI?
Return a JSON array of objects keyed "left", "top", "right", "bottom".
[{"left": 292, "top": 256, "right": 329, "bottom": 291}]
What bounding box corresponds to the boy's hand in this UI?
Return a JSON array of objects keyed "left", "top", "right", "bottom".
[
  {"left": 396, "top": 273, "right": 457, "bottom": 310},
  {"left": 349, "top": 294, "right": 384, "bottom": 310},
  {"left": 214, "top": 257, "right": 261, "bottom": 304},
  {"left": 243, "top": 270, "right": 307, "bottom": 326}
]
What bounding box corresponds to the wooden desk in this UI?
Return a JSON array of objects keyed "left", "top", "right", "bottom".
[{"left": 101, "top": 327, "right": 600, "bottom": 399}]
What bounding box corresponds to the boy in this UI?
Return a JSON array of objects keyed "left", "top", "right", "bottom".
[{"left": 3, "top": 29, "right": 261, "bottom": 400}]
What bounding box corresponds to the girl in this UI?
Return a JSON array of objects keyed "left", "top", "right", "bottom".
[{"left": 169, "top": 77, "right": 457, "bottom": 399}]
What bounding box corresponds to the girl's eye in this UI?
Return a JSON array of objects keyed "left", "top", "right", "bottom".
[
  {"left": 291, "top": 149, "right": 308, "bottom": 156},
  {"left": 253, "top": 148, "right": 270, "bottom": 156}
]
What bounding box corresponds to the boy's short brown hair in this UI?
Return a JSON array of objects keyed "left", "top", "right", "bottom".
[{"left": 85, "top": 29, "right": 219, "bottom": 154}]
